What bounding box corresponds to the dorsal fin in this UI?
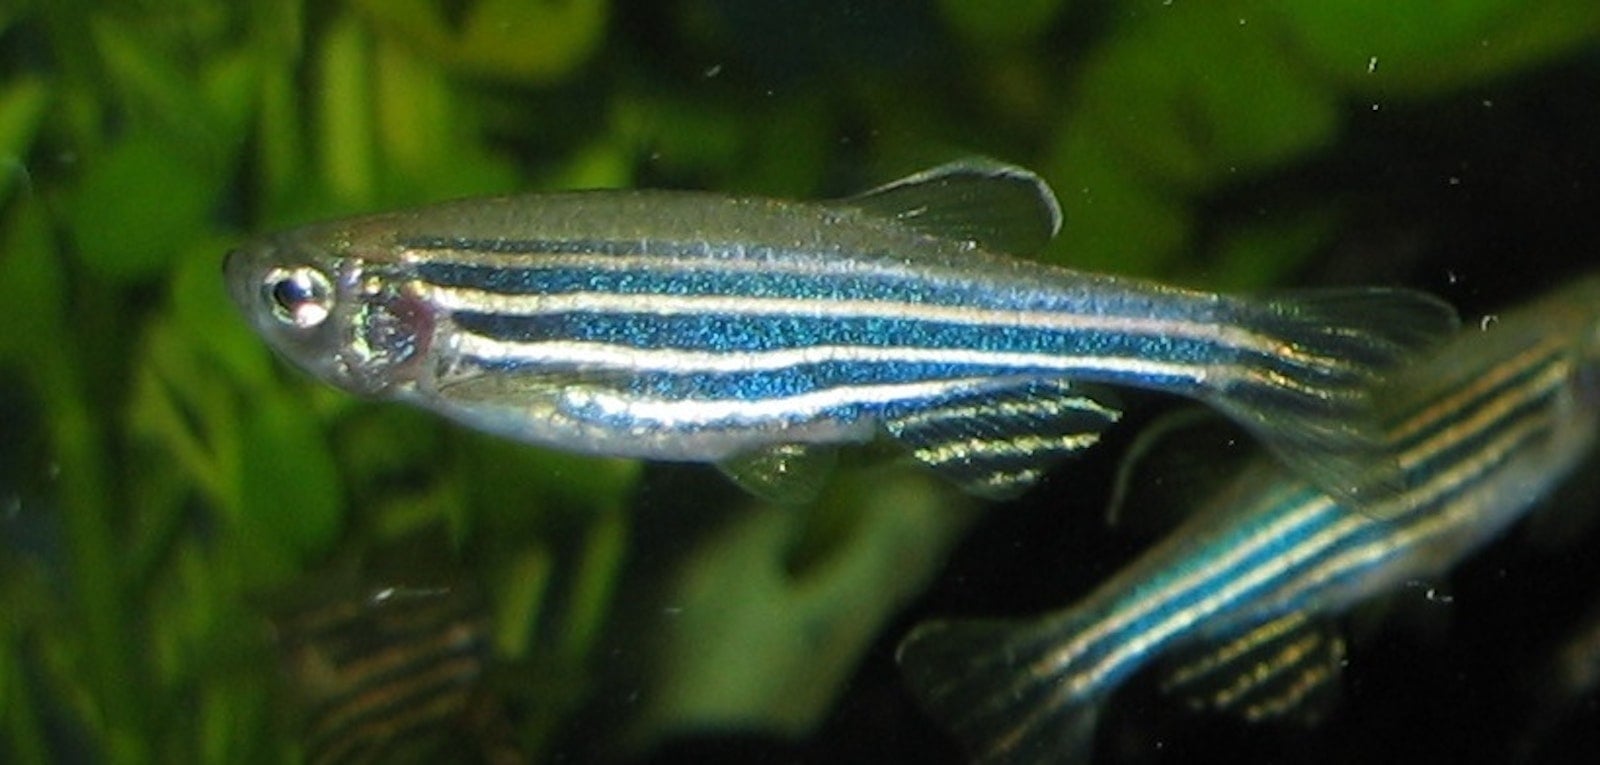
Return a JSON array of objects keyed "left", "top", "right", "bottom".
[
  {"left": 882, "top": 379, "right": 1121, "bottom": 500},
  {"left": 842, "top": 158, "right": 1064, "bottom": 255}
]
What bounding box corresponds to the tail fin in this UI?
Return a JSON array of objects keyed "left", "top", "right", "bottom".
[
  {"left": 897, "top": 617, "right": 1105, "bottom": 765},
  {"left": 1210, "top": 287, "right": 1459, "bottom": 513}
]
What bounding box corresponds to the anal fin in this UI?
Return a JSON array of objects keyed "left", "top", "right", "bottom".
[
  {"left": 1160, "top": 612, "right": 1346, "bottom": 725},
  {"left": 883, "top": 380, "right": 1121, "bottom": 500}
]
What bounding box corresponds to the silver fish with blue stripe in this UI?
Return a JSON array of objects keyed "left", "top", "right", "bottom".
[
  {"left": 223, "top": 160, "right": 1454, "bottom": 501},
  {"left": 896, "top": 274, "right": 1600, "bottom": 763}
]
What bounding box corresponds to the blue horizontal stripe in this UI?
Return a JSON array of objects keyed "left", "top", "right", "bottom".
[
  {"left": 418, "top": 258, "right": 1037, "bottom": 309},
  {"left": 451, "top": 310, "right": 1225, "bottom": 364}
]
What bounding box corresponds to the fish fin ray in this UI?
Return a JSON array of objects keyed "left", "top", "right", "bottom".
[
  {"left": 897, "top": 617, "right": 1103, "bottom": 764},
  {"left": 1160, "top": 612, "right": 1346, "bottom": 725},
  {"left": 1212, "top": 287, "right": 1459, "bottom": 517},
  {"left": 843, "top": 158, "right": 1063, "bottom": 255},
  {"left": 883, "top": 380, "right": 1121, "bottom": 500}
]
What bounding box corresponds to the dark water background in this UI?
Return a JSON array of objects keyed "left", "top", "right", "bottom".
[{"left": 2, "top": 2, "right": 1600, "bottom": 763}]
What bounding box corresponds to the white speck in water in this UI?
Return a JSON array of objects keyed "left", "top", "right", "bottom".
[
  {"left": 1238, "top": 17, "right": 1247, "bottom": 25},
  {"left": 47, "top": 462, "right": 60, "bottom": 480},
  {"left": 1407, "top": 579, "right": 1455, "bottom": 603},
  {"left": 1482, "top": 99, "right": 1495, "bottom": 108},
  {"left": 704, "top": 63, "right": 723, "bottom": 78},
  {"left": 4, "top": 495, "right": 20, "bottom": 520},
  {"left": 662, "top": 605, "right": 684, "bottom": 617},
  {"left": 1446, "top": 270, "right": 1460, "bottom": 285},
  {"left": 1367, "top": 56, "right": 1379, "bottom": 74},
  {"left": 1371, "top": 103, "right": 1382, "bottom": 111},
  {"left": 1448, "top": 176, "right": 1461, "bottom": 186},
  {"left": 1480, "top": 314, "right": 1499, "bottom": 331}
]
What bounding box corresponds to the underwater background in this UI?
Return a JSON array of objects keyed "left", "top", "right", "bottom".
[{"left": 2, "top": 1, "right": 1600, "bottom": 763}]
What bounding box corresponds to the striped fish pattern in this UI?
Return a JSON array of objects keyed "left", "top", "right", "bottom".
[
  {"left": 273, "top": 584, "right": 500, "bottom": 765},
  {"left": 224, "top": 160, "right": 1454, "bottom": 501},
  {"left": 897, "top": 275, "right": 1600, "bottom": 764}
]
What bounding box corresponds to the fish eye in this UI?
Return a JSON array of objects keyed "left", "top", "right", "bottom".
[{"left": 263, "top": 266, "right": 334, "bottom": 329}]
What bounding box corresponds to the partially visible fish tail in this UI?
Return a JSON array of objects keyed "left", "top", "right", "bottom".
[
  {"left": 1211, "top": 287, "right": 1459, "bottom": 509},
  {"left": 897, "top": 615, "right": 1104, "bottom": 765}
]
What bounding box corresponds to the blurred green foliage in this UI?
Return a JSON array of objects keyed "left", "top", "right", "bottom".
[{"left": 0, "top": 1, "right": 1596, "bottom": 763}]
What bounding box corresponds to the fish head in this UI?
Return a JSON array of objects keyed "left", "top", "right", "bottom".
[{"left": 225, "top": 224, "right": 435, "bottom": 397}]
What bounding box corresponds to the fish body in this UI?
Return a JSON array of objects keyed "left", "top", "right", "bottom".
[
  {"left": 224, "top": 161, "right": 1453, "bottom": 500},
  {"left": 898, "top": 276, "right": 1600, "bottom": 763}
]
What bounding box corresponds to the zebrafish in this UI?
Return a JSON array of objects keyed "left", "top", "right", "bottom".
[
  {"left": 273, "top": 582, "right": 505, "bottom": 765},
  {"left": 223, "top": 160, "right": 1454, "bottom": 502},
  {"left": 897, "top": 275, "right": 1600, "bottom": 763}
]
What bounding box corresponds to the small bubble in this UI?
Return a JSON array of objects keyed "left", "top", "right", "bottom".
[
  {"left": 1367, "top": 56, "right": 1379, "bottom": 74},
  {"left": 1407, "top": 579, "right": 1455, "bottom": 603},
  {"left": 1480, "top": 314, "right": 1499, "bottom": 331},
  {"left": 703, "top": 63, "right": 723, "bottom": 78}
]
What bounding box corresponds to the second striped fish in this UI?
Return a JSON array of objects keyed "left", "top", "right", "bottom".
[{"left": 898, "top": 274, "right": 1600, "bottom": 763}]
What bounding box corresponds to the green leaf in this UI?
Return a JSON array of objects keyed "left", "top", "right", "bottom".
[
  {"left": 938, "top": 0, "right": 1067, "bottom": 46},
  {"left": 236, "top": 391, "right": 342, "bottom": 577},
  {"left": 0, "top": 198, "right": 63, "bottom": 361},
  {"left": 69, "top": 132, "right": 218, "bottom": 281},
  {"left": 352, "top": 0, "right": 609, "bottom": 83},
  {"left": 171, "top": 237, "right": 275, "bottom": 392},
  {"left": 0, "top": 75, "right": 50, "bottom": 206}
]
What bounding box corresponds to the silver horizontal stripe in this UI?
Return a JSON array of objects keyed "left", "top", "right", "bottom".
[
  {"left": 451, "top": 335, "right": 1208, "bottom": 384},
  {"left": 553, "top": 377, "right": 1002, "bottom": 427}
]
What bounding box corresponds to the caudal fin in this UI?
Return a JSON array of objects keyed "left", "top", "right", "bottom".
[
  {"left": 1211, "top": 287, "right": 1458, "bottom": 513},
  {"left": 897, "top": 616, "right": 1105, "bottom": 765}
]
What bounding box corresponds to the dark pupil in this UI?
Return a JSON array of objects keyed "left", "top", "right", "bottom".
[{"left": 272, "top": 276, "right": 311, "bottom": 312}]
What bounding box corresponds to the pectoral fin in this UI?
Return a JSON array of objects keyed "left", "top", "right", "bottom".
[
  {"left": 717, "top": 443, "right": 839, "bottom": 507},
  {"left": 883, "top": 380, "right": 1121, "bottom": 500}
]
